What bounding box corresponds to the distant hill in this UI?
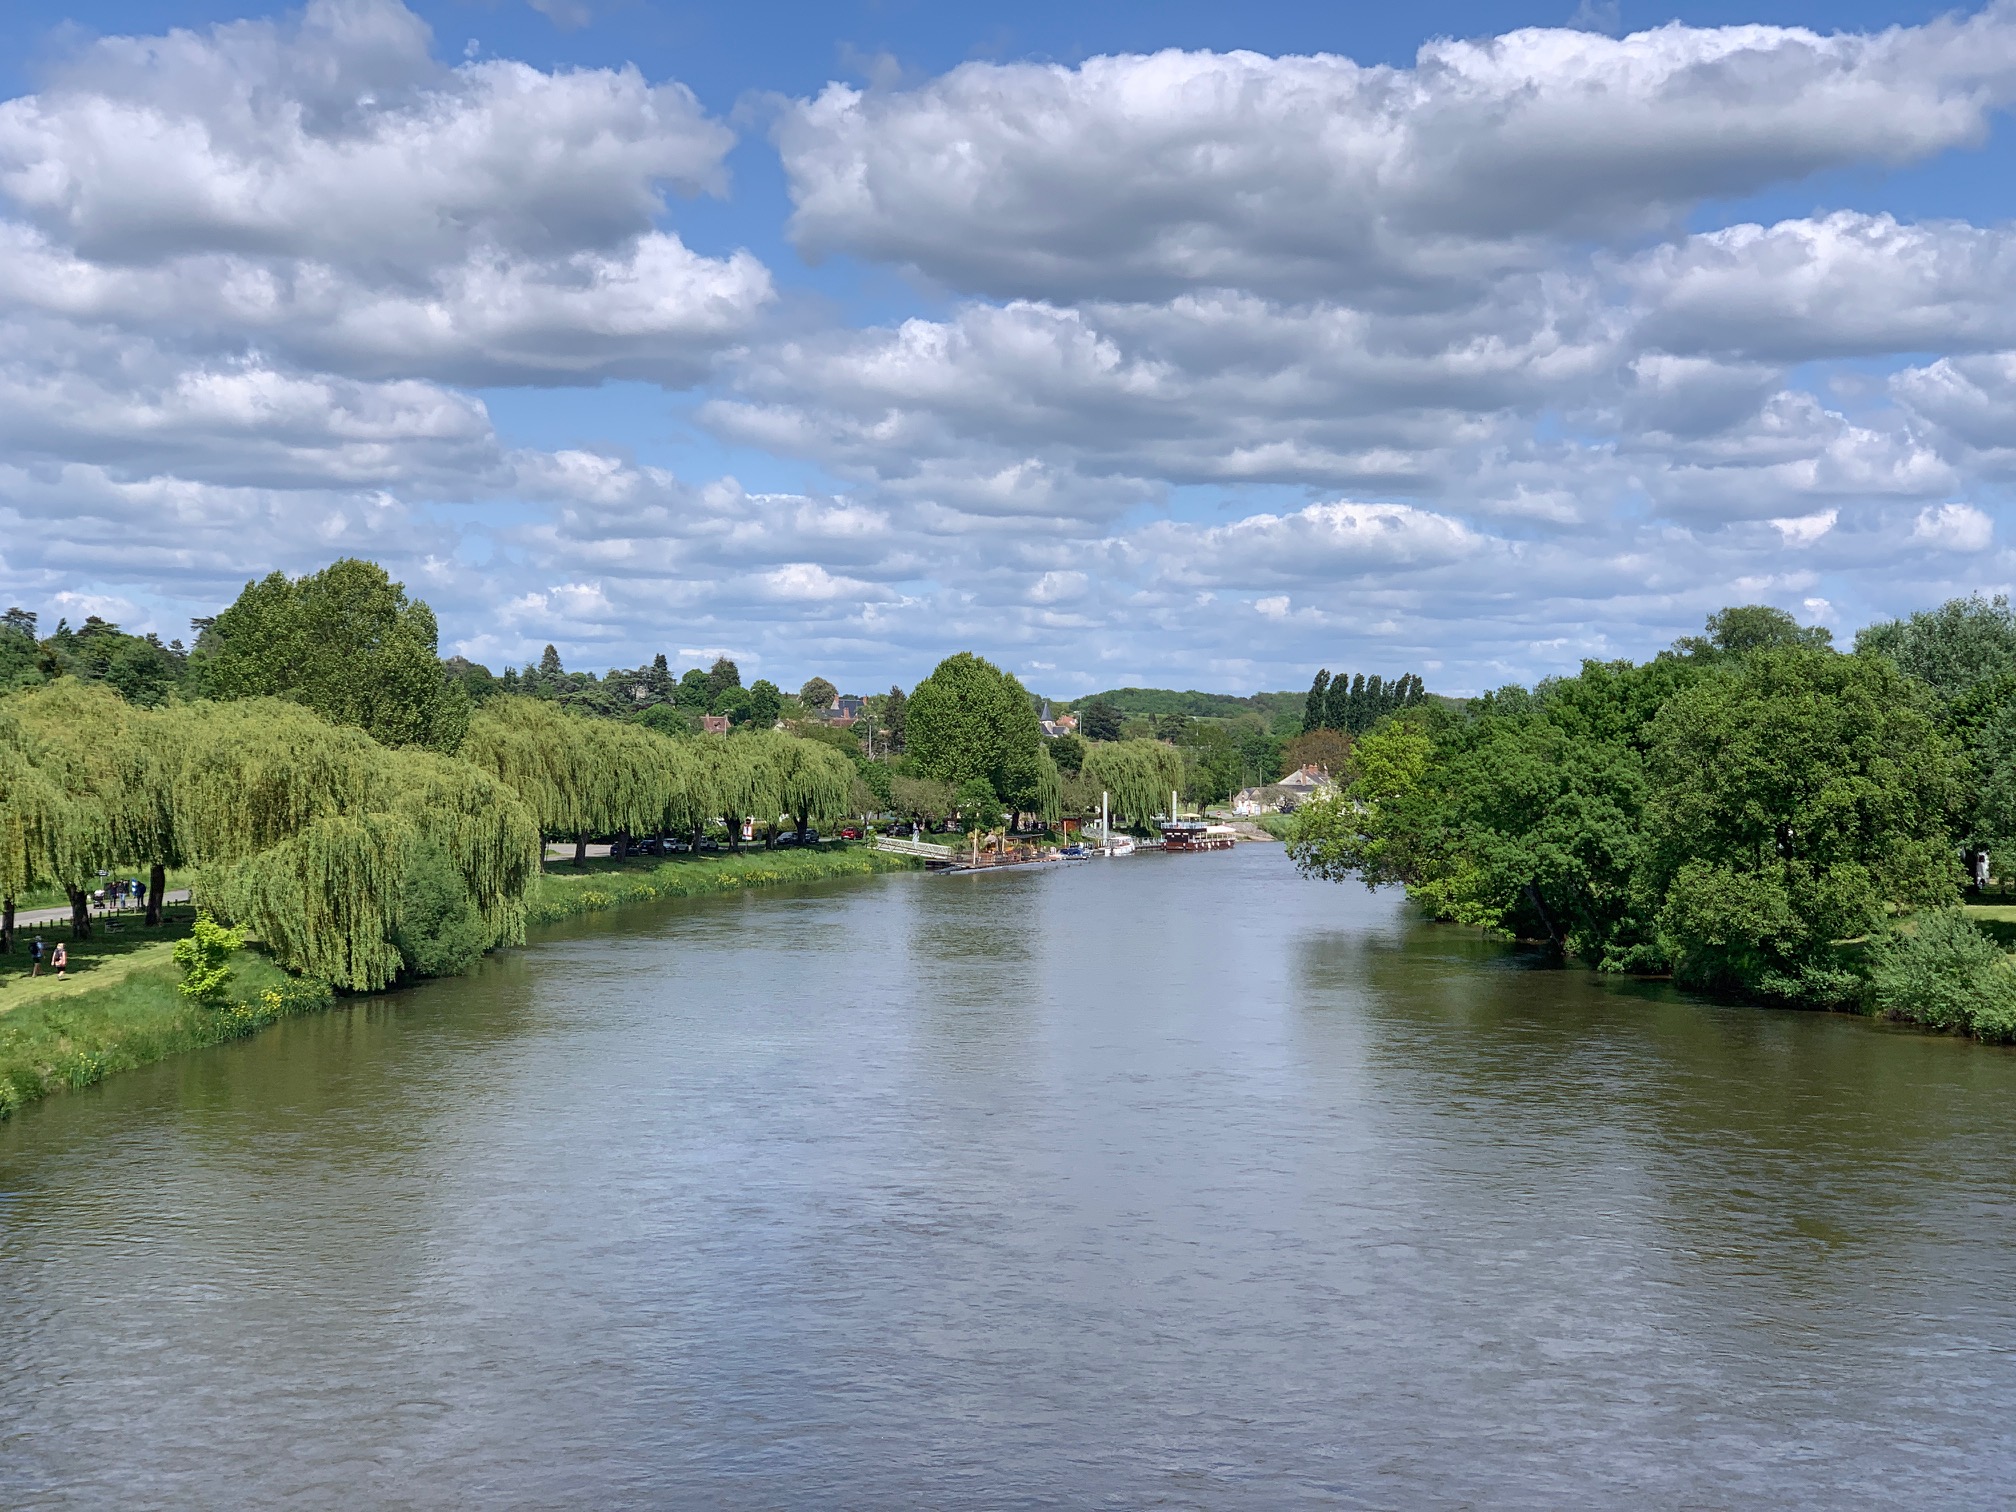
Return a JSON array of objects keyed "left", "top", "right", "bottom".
[{"left": 1066, "top": 687, "right": 1305, "bottom": 722}]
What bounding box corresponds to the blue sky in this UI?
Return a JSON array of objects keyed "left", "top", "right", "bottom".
[{"left": 3, "top": 0, "right": 2015, "bottom": 697}]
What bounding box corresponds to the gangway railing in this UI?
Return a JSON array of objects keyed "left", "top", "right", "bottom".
[{"left": 875, "top": 836, "right": 956, "bottom": 860}]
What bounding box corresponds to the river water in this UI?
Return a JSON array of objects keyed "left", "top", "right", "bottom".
[{"left": 4, "top": 845, "right": 2015, "bottom": 1508}]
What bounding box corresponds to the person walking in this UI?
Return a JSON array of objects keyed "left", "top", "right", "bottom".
[
  {"left": 50, "top": 941, "right": 65, "bottom": 978},
  {"left": 29, "top": 936, "right": 43, "bottom": 976}
]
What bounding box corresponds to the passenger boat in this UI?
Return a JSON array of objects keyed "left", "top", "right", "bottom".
[
  {"left": 1159, "top": 820, "right": 1237, "bottom": 852},
  {"left": 1106, "top": 835, "right": 1137, "bottom": 857}
]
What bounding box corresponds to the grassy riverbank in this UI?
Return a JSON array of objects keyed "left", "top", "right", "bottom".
[
  {"left": 527, "top": 843, "right": 923, "bottom": 925},
  {"left": 0, "top": 843, "right": 921, "bottom": 1120},
  {"left": 0, "top": 922, "right": 330, "bottom": 1119}
]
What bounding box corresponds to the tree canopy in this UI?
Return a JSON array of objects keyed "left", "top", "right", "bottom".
[
  {"left": 1286, "top": 606, "right": 1968, "bottom": 1011},
  {"left": 906, "top": 653, "right": 1046, "bottom": 814},
  {"left": 193, "top": 558, "right": 468, "bottom": 752}
]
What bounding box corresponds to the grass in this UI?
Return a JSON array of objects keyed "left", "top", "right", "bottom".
[
  {"left": 526, "top": 842, "right": 923, "bottom": 925},
  {"left": 0, "top": 904, "right": 201, "bottom": 1010},
  {"left": 1253, "top": 813, "right": 1298, "bottom": 840},
  {"left": 0, "top": 931, "right": 330, "bottom": 1119}
]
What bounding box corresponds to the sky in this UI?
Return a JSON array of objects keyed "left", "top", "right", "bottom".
[{"left": 3, "top": 1, "right": 2016, "bottom": 697}]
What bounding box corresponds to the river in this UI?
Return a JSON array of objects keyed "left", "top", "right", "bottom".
[{"left": 3, "top": 845, "right": 2014, "bottom": 1507}]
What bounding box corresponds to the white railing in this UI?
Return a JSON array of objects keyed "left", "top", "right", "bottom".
[{"left": 875, "top": 836, "right": 956, "bottom": 860}]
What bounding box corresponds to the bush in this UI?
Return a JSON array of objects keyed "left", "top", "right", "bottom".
[
  {"left": 172, "top": 914, "right": 243, "bottom": 1003},
  {"left": 393, "top": 838, "right": 493, "bottom": 979},
  {"left": 1868, "top": 910, "right": 2016, "bottom": 1038}
]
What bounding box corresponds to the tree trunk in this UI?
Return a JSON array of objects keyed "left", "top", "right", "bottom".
[
  {"left": 65, "top": 886, "right": 92, "bottom": 940},
  {"left": 146, "top": 862, "right": 166, "bottom": 926},
  {"left": 1524, "top": 881, "right": 1562, "bottom": 952},
  {"left": 691, "top": 821, "right": 705, "bottom": 852},
  {"left": 796, "top": 810, "right": 810, "bottom": 845},
  {"left": 729, "top": 817, "right": 742, "bottom": 853},
  {"left": 573, "top": 832, "right": 588, "bottom": 867},
  {"left": 612, "top": 829, "right": 629, "bottom": 860},
  {"left": 2, "top": 897, "right": 13, "bottom": 955}
]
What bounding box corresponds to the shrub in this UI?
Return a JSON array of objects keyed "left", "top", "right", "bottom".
[
  {"left": 172, "top": 914, "right": 243, "bottom": 1003},
  {"left": 1868, "top": 910, "right": 2016, "bottom": 1037},
  {"left": 393, "top": 837, "right": 492, "bottom": 979}
]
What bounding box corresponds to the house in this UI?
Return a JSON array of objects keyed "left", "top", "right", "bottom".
[
  {"left": 1038, "top": 701, "right": 1079, "bottom": 739},
  {"left": 1231, "top": 765, "right": 1335, "bottom": 816},
  {"left": 701, "top": 715, "right": 731, "bottom": 734},
  {"left": 819, "top": 694, "right": 865, "bottom": 727}
]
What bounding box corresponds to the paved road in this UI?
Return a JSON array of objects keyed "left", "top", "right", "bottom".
[{"left": 11, "top": 889, "right": 193, "bottom": 931}]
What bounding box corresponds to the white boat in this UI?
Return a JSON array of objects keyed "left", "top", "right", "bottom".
[{"left": 1106, "top": 835, "right": 1137, "bottom": 857}]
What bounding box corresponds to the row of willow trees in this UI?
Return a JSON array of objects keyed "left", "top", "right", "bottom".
[{"left": 0, "top": 684, "right": 859, "bottom": 993}]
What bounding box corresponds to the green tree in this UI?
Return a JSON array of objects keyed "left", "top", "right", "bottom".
[
  {"left": 1050, "top": 731, "right": 1086, "bottom": 777},
  {"left": 799, "top": 676, "right": 838, "bottom": 710},
  {"left": 1302, "top": 670, "right": 1331, "bottom": 734},
  {"left": 906, "top": 653, "right": 1046, "bottom": 817},
  {"left": 883, "top": 685, "right": 908, "bottom": 753},
  {"left": 1675, "top": 604, "right": 1833, "bottom": 660},
  {"left": 675, "top": 668, "right": 711, "bottom": 709},
  {"left": 1079, "top": 697, "right": 1123, "bottom": 743},
  {"left": 193, "top": 559, "right": 469, "bottom": 751},
  {"left": 745, "top": 679, "right": 783, "bottom": 728},
  {"left": 1082, "top": 739, "right": 1186, "bottom": 830},
  {"left": 1642, "top": 648, "right": 1957, "bottom": 1001},
  {"left": 705, "top": 656, "right": 742, "bottom": 709}
]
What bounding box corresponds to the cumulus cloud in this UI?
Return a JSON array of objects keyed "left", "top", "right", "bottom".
[
  {"left": 779, "top": 11, "right": 2016, "bottom": 301},
  {"left": 0, "top": 0, "right": 771, "bottom": 385}
]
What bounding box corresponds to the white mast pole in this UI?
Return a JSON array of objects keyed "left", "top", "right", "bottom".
[{"left": 1103, "top": 790, "right": 1110, "bottom": 858}]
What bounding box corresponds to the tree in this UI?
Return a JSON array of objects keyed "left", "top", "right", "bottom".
[
  {"left": 1674, "top": 604, "right": 1833, "bottom": 660},
  {"left": 1303, "top": 670, "right": 1331, "bottom": 734},
  {"left": 883, "top": 685, "right": 908, "bottom": 753},
  {"left": 193, "top": 558, "right": 469, "bottom": 752},
  {"left": 705, "top": 657, "right": 742, "bottom": 709},
  {"left": 890, "top": 774, "right": 955, "bottom": 826},
  {"left": 906, "top": 653, "right": 1046, "bottom": 817},
  {"left": 1642, "top": 648, "right": 1957, "bottom": 1001},
  {"left": 1856, "top": 594, "right": 2016, "bottom": 703},
  {"left": 954, "top": 778, "right": 1005, "bottom": 833},
  {"left": 799, "top": 676, "right": 838, "bottom": 710},
  {"left": 1050, "top": 731, "right": 1086, "bottom": 777},
  {"left": 745, "top": 679, "right": 783, "bottom": 728},
  {"left": 675, "top": 668, "right": 711, "bottom": 709},
  {"left": 1082, "top": 739, "right": 1186, "bottom": 830},
  {"left": 1079, "top": 697, "right": 1123, "bottom": 743},
  {"left": 1280, "top": 728, "right": 1352, "bottom": 778}
]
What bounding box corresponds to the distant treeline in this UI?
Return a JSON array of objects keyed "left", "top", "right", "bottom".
[
  {"left": 1301, "top": 671, "right": 1429, "bottom": 735},
  {"left": 1068, "top": 687, "right": 1304, "bottom": 724}
]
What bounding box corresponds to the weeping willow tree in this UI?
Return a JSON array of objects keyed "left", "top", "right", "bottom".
[
  {"left": 160, "top": 696, "right": 380, "bottom": 861},
  {"left": 583, "top": 720, "right": 681, "bottom": 857},
  {"left": 1031, "top": 746, "right": 1063, "bottom": 827},
  {"left": 8, "top": 680, "right": 164, "bottom": 936},
  {"left": 690, "top": 736, "right": 766, "bottom": 851},
  {"left": 218, "top": 812, "right": 410, "bottom": 991},
  {"left": 751, "top": 731, "right": 855, "bottom": 844},
  {"left": 462, "top": 698, "right": 602, "bottom": 860},
  {"left": 1083, "top": 739, "right": 1187, "bottom": 831},
  {"left": 0, "top": 707, "right": 68, "bottom": 950},
  {"left": 378, "top": 748, "right": 541, "bottom": 951}
]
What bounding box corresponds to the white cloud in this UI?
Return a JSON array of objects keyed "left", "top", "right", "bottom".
[
  {"left": 0, "top": 0, "right": 771, "bottom": 385},
  {"left": 780, "top": 12, "right": 2016, "bottom": 301},
  {"left": 1912, "top": 501, "right": 1995, "bottom": 551}
]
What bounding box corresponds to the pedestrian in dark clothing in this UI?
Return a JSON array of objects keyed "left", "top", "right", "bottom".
[{"left": 29, "top": 936, "right": 44, "bottom": 977}]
